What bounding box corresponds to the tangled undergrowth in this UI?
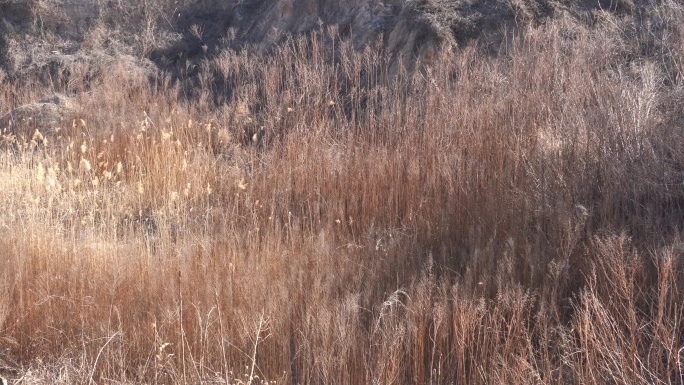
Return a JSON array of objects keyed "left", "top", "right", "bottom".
[{"left": 1, "top": 1, "right": 684, "bottom": 384}]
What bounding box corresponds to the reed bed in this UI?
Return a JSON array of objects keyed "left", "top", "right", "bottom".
[{"left": 1, "top": 4, "right": 684, "bottom": 384}]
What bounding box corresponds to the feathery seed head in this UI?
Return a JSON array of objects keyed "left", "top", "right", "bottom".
[{"left": 80, "top": 158, "right": 92, "bottom": 172}]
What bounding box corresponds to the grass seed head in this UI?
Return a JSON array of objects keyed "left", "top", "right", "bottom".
[
  {"left": 80, "top": 158, "right": 92, "bottom": 172},
  {"left": 36, "top": 162, "right": 45, "bottom": 183}
]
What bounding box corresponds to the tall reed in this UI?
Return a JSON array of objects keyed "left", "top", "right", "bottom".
[{"left": 0, "top": 3, "right": 683, "bottom": 383}]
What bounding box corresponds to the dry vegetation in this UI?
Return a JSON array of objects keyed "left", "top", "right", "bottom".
[{"left": 1, "top": 1, "right": 684, "bottom": 384}]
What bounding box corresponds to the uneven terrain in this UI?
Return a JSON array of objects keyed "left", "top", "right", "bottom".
[{"left": 1, "top": 0, "right": 684, "bottom": 384}]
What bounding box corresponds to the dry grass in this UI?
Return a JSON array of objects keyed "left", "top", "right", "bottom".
[{"left": 1, "top": 2, "right": 684, "bottom": 384}]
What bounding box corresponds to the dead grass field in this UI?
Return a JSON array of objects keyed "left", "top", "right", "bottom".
[{"left": 1, "top": 2, "right": 684, "bottom": 384}]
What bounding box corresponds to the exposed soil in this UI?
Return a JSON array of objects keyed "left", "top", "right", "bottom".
[
  {"left": 0, "top": 0, "right": 652, "bottom": 83},
  {"left": 0, "top": 0, "right": 663, "bottom": 132}
]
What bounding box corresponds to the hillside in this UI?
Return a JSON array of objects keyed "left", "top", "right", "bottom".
[{"left": 0, "top": 0, "right": 651, "bottom": 84}]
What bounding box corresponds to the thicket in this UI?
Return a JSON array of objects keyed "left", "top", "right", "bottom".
[{"left": 0, "top": 1, "right": 684, "bottom": 384}]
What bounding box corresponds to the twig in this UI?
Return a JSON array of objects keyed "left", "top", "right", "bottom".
[
  {"left": 249, "top": 312, "right": 266, "bottom": 384},
  {"left": 179, "top": 270, "right": 186, "bottom": 385},
  {"left": 677, "top": 346, "right": 684, "bottom": 384},
  {"left": 88, "top": 331, "right": 122, "bottom": 385}
]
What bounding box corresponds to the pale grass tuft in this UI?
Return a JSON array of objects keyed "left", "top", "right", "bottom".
[
  {"left": 36, "top": 162, "right": 45, "bottom": 183},
  {"left": 79, "top": 158, "right": 92, "bottom": 171},
  {"left": 32, "top": 129, "right": 44, "bottom": 142},
  {"left": 237, "top": 178, "right": 248, "bottom": 190}
]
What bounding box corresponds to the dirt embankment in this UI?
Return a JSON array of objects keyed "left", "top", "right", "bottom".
[
  {"left": 0, "top": 0, "right": 646, "bottom": 81},
  {"left": 0, "top": 0, "right": 653, "bottom": 134}
]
